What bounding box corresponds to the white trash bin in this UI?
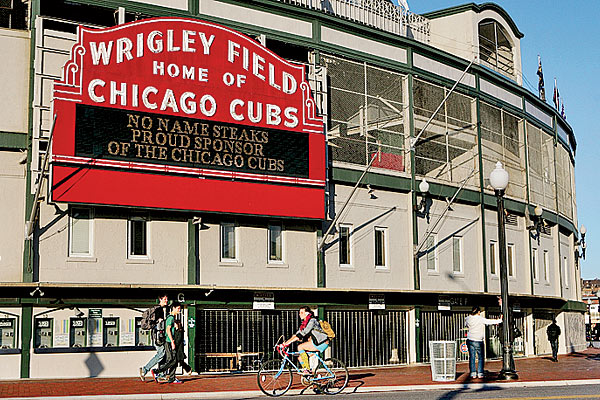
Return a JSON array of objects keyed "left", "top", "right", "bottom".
[{"left": 429, "top": 340, "right": 457, "bottom": 382}]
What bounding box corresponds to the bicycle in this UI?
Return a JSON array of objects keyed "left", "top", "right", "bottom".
[{"left": 257, "top": 338, "right": 349, "bottom": 397}]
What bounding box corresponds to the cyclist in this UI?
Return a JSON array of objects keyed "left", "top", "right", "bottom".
[{"left": 281, "top": 306, "right": 329, "bottom": 373}]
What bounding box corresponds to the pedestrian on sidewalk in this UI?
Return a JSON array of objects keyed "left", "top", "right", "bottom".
[
  {"left": 139, "top": 293, "right": 169, "bottom": 380},
  {"left": 173, "top": 319, "right": 192, "bottom": 375},
  {"left": 152, "top": 301, "right": 183, "bottom": 384},
  {"left": 547, "top": 318, "right": 561, "bottom": 362},
  {"left": 465, "top": 306, "right": 502, "bottom": 379}
]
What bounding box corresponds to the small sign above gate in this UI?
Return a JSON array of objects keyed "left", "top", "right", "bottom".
[
  {"left": 369, "top": 294, "right": 385, "bottom": 310},
  {"left": 253, "top": 291, "right": 275, "bottom": 310}
]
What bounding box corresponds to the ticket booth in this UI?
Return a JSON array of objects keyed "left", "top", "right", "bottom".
[
  {"left": 135, "top": 317, "right": 151, "bottom": 346},
  {"left": 70, "top": 318, "right": 87, "bottom": 347},
  {"left": 103, "top": 318, "right": 119, "bottom": 347},
  {"left": 0, "top": 318, "right": 17, "bottom": 349},
  {"left": 34, "top": 318, "right": 53, "bottom": 348}
]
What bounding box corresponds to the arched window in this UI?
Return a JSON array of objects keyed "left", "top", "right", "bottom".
[{"left": 479, "top": 19, "right": 514, "bottom": 76}]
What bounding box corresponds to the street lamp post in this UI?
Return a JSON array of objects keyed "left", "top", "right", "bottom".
[{"left": 489, "top": 161, "right": 518, "bottom": 380}]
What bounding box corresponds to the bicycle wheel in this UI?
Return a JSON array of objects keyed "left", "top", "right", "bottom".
[
  {"left": 257, "top": 359, "right": 293, "bottom": 397},
  {"left": 315, "top": 358, "right": 348, "bottom": 395}
]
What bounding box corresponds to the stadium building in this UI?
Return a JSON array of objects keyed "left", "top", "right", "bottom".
[{"left": 0, "top": 0, "right": 586, "bottom": 378}]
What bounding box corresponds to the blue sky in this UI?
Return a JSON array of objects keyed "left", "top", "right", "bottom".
[{"left": 399, "top": 1, "right": 599, "bottom": 279}]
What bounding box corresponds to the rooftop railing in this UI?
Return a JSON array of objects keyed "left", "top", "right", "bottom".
[{"left": 279, "top": 0, "right": 430, "bottom": 43}]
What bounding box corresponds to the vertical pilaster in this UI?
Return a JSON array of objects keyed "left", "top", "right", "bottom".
[{"left": 20, "top": 305, "right": 33, "bottom": 378}]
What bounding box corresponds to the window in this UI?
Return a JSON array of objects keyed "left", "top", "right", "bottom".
[
  {"left": 268, "top": 224, "right": 283, "bottom": 262},
  {"left": 374, "top": 227, "right": 387, "bottom": 268},
  {"left": 563, "top": 256, "right": 569, "bottom": 287},
  {"left": 220, "top": 222, "right": 237, "bottom": 261},
  {"left": 532, "top": 248, "right": 539, "bottom": 281},
  {"left": 426, "top": 235, "right": 437, "bottom": 271},
  {"left": 452, "top": 236, "right": 463, "bottom": 273},
  {"left": 489, "top": 241, "right": 497, "bottom": 275},
  {"left": 69, "top": 207, "right": 93, "bottom": 257},
  {"left": 478, "top": 19, "right": 514, "bottom": 77},
  {"left": 128, "top": 217, "right": 148, "bottom": 258},
  {"left": 339, "top": 225, "right": 352, "bottom": 266},
  {"left": 543, "top": 250, "right": 550, "bottom": 282},
  {"left": 507, "top": 243, "right": 515, "bottom": 277},
  {"left": 0, "top": 0, "right": 27, "bottom": 30}
]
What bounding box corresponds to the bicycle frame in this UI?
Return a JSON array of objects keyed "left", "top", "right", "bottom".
[{"left": 275, "top": 347, "right": 335, "bottom": 384}]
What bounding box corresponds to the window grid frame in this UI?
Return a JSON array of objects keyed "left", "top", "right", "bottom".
[
  {"left": 374, "top": 226, "right": 388, "bottom": 269},
  {"left": 68, "top": 207, "right": 94, "bottom": 258},
  {"left": 127, "top": 216, "right": 149, "bottom": 259}
]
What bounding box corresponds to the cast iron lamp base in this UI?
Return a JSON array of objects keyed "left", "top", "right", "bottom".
[{"left": 497, "top": 369, "right": 519, "bottom": 380}]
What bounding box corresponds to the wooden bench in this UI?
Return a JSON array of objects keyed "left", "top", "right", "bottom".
[{"left": 198, "top": 352, "right": 262, "bottom": 371}]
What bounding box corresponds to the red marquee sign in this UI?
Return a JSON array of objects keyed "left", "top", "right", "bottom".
[{"left": 51, "top": 18, "right": 325, "bottom": 219}]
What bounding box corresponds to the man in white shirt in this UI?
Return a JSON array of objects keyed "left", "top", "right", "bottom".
[{"left": 465, "top": 306, "right": 502, "bottom": 378}]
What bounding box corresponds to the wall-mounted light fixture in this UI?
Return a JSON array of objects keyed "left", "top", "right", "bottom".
[
  {"left": 575, "top": 224, "right": 587, "bottom": 262},
  {"left": 30, "top": 285, "right": 44, "bottom": 297},
  {"left": 414, "top": 179, "right": 429, "bottom": 213},
  {"left": 526, "top": 205, "right": 545, "bottom": 242},
  {"left": 367, "top": 184, "right": 377, "bottom": 199}
]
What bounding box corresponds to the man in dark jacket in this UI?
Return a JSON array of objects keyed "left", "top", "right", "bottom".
[{"left": 547, "top": 318, "right": 561, "bottom": 362}]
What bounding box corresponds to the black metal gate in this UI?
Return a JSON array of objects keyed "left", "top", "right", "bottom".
[
  {"left": 325, "top": 310, "right": 408, "bottom": 368},
  {"left": 420, "top": 311, "right": 470, "bottom": 362},
  {"left": 195, "top": 309, "right": 297, "bottom": 372},
  {"left": 485, "top": 311, "right": 526, "bottom": 359}
]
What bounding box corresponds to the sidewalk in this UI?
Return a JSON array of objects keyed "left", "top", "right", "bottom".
[{"left": 1, "top": 348, "right": 599, "bottom": 399}]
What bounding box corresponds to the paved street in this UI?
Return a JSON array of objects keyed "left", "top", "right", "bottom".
[{"left": 1, "top": 348, "right": 599, "bottom": 399}]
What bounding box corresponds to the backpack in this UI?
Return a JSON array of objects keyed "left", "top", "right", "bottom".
[
  {"left": 140, "top": 305, "right": 160, "bottom": 331},
  {"left": 319, "top": 320, "right": 335, "bottom": 340}
]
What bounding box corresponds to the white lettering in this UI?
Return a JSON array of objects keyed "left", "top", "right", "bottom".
[
  {"left": 253, "top": 53, "right": 265, "bottom": 81},
  {"left": 284, "top": 107, "right": 298, "bottom": 128},
  {"left": 142, "top": 86, "right": 158, "bottom": 109},
  {"left": 167, "top": 63, "right": 180, "bottom": 78},
  {"left": 198, "top": 68, "right": 208, "bottom": 82},
  {"left": 136, "top": 33, "right": 144, "bottom": 57},
  {"left": 266, "top": 104, "right": 281, "bottom": 125},
  {"left": 223, "top": 72, "right": 235, "bottom": 86},
  {"left": 116, "top": 37, "right": 133, "bottom": 64},
  {"left": 228, "top": 40, "right": 240, "bottom": 63},
  {"left": 248, "top": 101, "right": 262, "bottom": 123},
  {"left": 147, "top": 31, "right": 163, "bottom": 53},
  {"left": 89, "top": 41, "right": 113, "bottom": 65},
  {"left": 269, "top": 64, "right": 281, "bottom": 90},
  {"left": 199, "top": 94, "right": 216, "bottom": 117},
  {"left": 199, "top": 33, "right": 215, "bottom": 55},
  {"left": 88, "top": 79, "right": 105, "bottom": 102},
  {"left": 160, "top": 89, "right": 179, "bottom": 112},
  {"left": 182, "top": 65, "right": 194, "bottom": 80},
  {"left": 180, "top": 92, "right": 196, "bottom": 114},
  {"left": 166, "top": 29, "right": 181, "bottom": 52},
  {"left": 230, "top": 99, "right": 244, "bottom": 121},
  {"left": 110, "top": 81, "right": 127, "bottom": 106},
  {"left": 132, "top": 84, "right": 139, "bottom": 107},
  {"left": 153, "top": 61, "right": 164, "bottom": 76},
  {"left": 282, "top": 72, "right": 297, "bottom": 94},
  {"left": 182, "top": 30, "right": 196, "bottom": 52}
]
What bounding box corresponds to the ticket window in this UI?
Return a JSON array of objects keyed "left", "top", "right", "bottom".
[
  {"left": 135, "top": 317, "right": 151, "bottom": 346},
  {"left": 34, "top": 318, "right": 53, "bottom": 348},
  {"left": 103, "top": 318, "right": 119, "bottom": 347},
  {"left": 70, "top": 318, "right": 87, "bottom": 347},
  {"left": 0, "top": 318, "right": 17, "bottom": 349}
]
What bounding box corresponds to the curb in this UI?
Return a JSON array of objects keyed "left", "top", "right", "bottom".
[{"left": 3, "top": 379, "right": 600, "bottom": 400}]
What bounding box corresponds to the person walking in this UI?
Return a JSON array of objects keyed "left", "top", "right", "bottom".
[
  {"left": 152, "top": 301, "right": 183, "bottom": 384},
  {"left": 139, "top": 293, "right": 169, "bottom": 380},
  {"left": 173, "top": 319, "right": 192, "bottom": 375},
  {"left": 547, "top": 318, "right": 561, "bottom": 362},
  {"left": 465, "top": 306, "right": 502, "bottom": 379}
]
